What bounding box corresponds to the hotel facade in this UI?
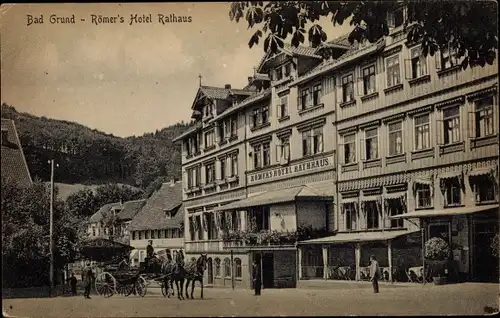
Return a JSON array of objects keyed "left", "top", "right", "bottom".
[{"left": 175, "top": 15, "right": 499, "bottom": 288}]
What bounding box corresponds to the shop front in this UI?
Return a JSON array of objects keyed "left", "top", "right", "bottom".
[{"left": 390, "top": 203, "right": 499, "bottom": 282}]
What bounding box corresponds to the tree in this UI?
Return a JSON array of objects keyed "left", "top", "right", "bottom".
[
  {"left": 66, "top": 188, "right": 97, "bottom": 218},
  {"left": 230, "top": 1, "right": 498, "bottom": 69}
]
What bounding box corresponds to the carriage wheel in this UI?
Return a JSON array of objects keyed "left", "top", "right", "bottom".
[
  {"left": 135, "top": 275, "right": 147, "bottom": 297},
  {"left": 117, "top": 282, "right": 135, "bottom": 296},
  {"left": 95, "top": 272, "right": 116, "bottom": 298}
]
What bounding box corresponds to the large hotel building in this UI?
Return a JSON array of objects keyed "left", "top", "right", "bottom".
[{"left": 174, "top": 10, "right": 499, "bottom": 289}]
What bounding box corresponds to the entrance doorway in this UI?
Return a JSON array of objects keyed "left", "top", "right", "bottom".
[
  {"left": 473, "top": 221, "right": 499, "bottom": 282},
  {"left": 262, "top": 253, "right": 274, "bottom": 288},
  {"left": 207, "top": 258, "right": 213, "bottom": 284}
]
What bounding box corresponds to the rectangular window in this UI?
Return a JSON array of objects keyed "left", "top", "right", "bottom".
[
  {"left": 342, "top": 74, "right": 354, "bottom": 103},
  {"left": 312, "top": 83, "right": 322, "bottom": 105},
  {"left": 196, "top": 166, "right": 201, "bottom": 186},
  {"left": 139, "top": 231, "right": 143, "bottom": 240},
  {"left": 145, "top": 230, "right": 150, "bottom": 240},
  {"left": 343, "top": 134, "right": 356, "bottom": 164},
  {"left": 252, "top": 108, "right": 260, "bottom": 128},
  {"left": 151, "top": 230, "right": 156, "bottom": 239},
  {"left": 387, "top": 7, "right": 404, "bottom": 28},
  {"left": 388, "top": 122, "right": 403, "bottom": 156},
  {"left": 279, "top": 96, "right": 288, "bottom": 118},
  {"left": 205, "top": 162, "right": 215, "bottom": 184},
  {"left": 364, "top": 127, "right": 379, "bottom": 160},
  {"left": 410, "top": 47, "right": 428, "bottom": 79},
  {"left": 302, "top": 130, "right": 311, "bottom": 156},
  {"left": 284, "top": 63, "right": 291, "bottom": 77},
  {"left": 312, "top": 127, "right": 324, "bottom": 154},
  {"left": 366, "top": 202, "right": 379, "bottom": 229},
  {"left": 277, "top": 136, "right": 291, "bottom": 162},
  {"left": 387, "top": 199, "right": 404, "bottom": 228},
  {"left": 441, "top": 46, "right": 459, "bottom": 69},
  {"left": 228, "top": 153, "right": 238, "bottom": 177},
  {"left": 224, "top": 119, "right": 231, "bottom": 139},
  {"left": 92, "top": 227, "right": 96, "bottom": 236},
  {"left": 230, "top": 116, "right": 238, "bottom": 136},
  {"left": 475, "top": 97, "right": 495, "bottom": 137},
  {"left": 253, "top": 145, "right": 261, "bottom": 169},
  {"left": 131, "top": 231, "right": 136, "bottom": 240},
  {"left": 416, "top": 184, "right": 432, "bottom": 208},
  {"left": 261, "top": 106, "right": 269, "bottom": 124},
  {"left": 218, "top": 122, "right": 225, "bottom": 141},
  {"left": 220, "top": 159, "right": 226, "bottom": 180},
  {"left": 300, "top": 88, "right": 309, "bottom": 110},
  {"left": 475, "top": 178, "right": 496, "bottom": 203},
  {"left": 444, "top": 179, "right": 461, "bottom": 207},
  {"left": 205, "top": 131, "right": 214, "bottom": 148},
  {"left": 386, "top": 55, "right": 401, "bottom": 87},
  {"left": 443, "top": 106, "right": 461, "bottom": 144},
  {"left": 302, "top": 127, "right": 324, "bottom": 156},
  {"left": 276, "top": 67, "right": 283, "bottom": 80},
  {"left": 263, "top": 142, "right": 271, "bottom": 167},
  {"left": 344, "top": 203, "right": 357, "bottom": 231},
  {"left": 196, "top": 215, "right": 203, "bottom": 240},
  {"left": 414, "top": 114, "right": 430, "bottom": 150},
  {"left": 362, "top": 65, "right": 376, "bottom": 95}
]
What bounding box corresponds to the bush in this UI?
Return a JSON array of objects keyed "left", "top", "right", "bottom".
[{"left": 424, "top": 237, "right": 451, "bottom": 261}]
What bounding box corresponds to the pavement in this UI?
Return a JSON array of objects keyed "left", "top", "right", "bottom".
[{"left": 2, "top": 282, "right": 499, "bottom": 317}]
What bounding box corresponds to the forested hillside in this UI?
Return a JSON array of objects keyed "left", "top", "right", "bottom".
[{"left": 1, "top": 103, "right": 190, "bottom": 188}]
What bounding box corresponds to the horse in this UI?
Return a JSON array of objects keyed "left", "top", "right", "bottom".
[
  {"left": 183, "top": 253, "right": 208, "bottom": 299},
  {"left": 161, "top": 252, "right": 185, "bottom": 300}
]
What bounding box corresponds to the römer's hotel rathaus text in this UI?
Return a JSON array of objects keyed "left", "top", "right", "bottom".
[{"left": 173, "top": 7, "right": 499, "bottom": 289}]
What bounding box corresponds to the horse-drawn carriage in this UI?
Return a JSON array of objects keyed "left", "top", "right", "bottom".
[{"left": 79, "top": 238, "right": 172, "bottom": 298}]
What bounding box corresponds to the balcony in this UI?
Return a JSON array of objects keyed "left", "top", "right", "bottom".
[{"left": 221, "top": 226, "right": 329, "bottom": 249}]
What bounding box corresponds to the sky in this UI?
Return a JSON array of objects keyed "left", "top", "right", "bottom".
[{"left": 0, "top": 3, "right": 353, "bottom": 137}]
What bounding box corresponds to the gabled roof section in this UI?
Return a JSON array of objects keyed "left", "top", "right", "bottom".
[
  {"left": 210, "top": 88, "right": 272, "bottom": 123},
  {"left": 256, "top": 43, "right": 322, "bottom": 73},
  {"left": 191, "top": 85, "right": 255, "bottom": 110},
  {"left": 128, "top": 181, "right": 184, "bottom": 231},
  {"left": 89, "top": 202, "right": 122, "bottom": 223},
  {"left": 117, "top": 199, "right": 146, "bottom": 221},
  {"left": 1, "top": 118, "right": 33, "bottom": 187},
  {"left": 172, "top": 121, "right": 202, "bottom": 142}
]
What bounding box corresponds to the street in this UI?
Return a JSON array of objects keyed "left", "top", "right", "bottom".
[{"left": 3, "top": 283, "right": 499, "bottom": 317}]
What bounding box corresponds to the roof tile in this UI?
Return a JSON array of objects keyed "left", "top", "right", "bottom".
[{"left": 1, "top": 119, "right": 32, "bottom": 187}]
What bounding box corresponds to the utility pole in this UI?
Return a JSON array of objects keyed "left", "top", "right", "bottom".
[{"left": 48, "top": 159, "right": 55, "bottom": 297}]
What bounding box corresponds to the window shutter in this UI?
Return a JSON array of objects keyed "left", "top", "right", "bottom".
[
  {"left": 359, "top": 137, "right": 366, "bottom": 161},
  {"left": 468, "top": 110, "right": 476, "bottom": 139},
  {"left": 435, "top": 53, "right": 442, "bottom": 70},
  {"left": 404, "top": 59, "right": 412, "bottom": 80},
  {"left": 436, "top": 119, "right": 444, "bottom": 146}
]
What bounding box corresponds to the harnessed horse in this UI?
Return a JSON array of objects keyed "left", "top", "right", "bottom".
[
  {"left": 161, "top": 251, "right": 185, "bottom": 299},
  {"left": 183, "top": 254, "right": 208, "bottom": 299}
]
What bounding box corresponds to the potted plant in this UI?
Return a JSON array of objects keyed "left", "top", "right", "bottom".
[{"left": 424, "top": 237, "right": 451, "bottom": 285}]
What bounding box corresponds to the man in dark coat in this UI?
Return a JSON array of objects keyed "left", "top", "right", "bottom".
[
  {"left": 369, "top": 255, "right": 380, "bottom": 294},
  {"left": 83, "top": 261, "right": 94, "bottom": 299},
  {"left": 252, "top": 260, "right": 262, "bottom": 296},
  {"left": 67, "top": 272, "right": 78, "bottom": 296}
]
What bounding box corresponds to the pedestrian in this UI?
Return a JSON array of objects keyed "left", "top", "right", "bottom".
[
  {"left": 67, "top": 272, "right": 78, "bottom": 296},
  {"left": 252, "top": 260, "right": 261, "bottom": 296},
  {"left": 83, "top": 261, "right": 94, "bottom": 299},
  {"left": 369, "top": 255, "right": 380, "bottom": 293}
]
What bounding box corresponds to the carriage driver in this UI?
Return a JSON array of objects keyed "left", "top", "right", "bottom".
[{"left": 145, "top": 240, "right": 155, "bottom": 268}]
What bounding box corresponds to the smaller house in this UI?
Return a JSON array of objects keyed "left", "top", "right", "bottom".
[
  {"left": 1, "top": 119, "right": 32, "bottom": 187},
  {"left": 87, "top": 199, "right": 146, "bottom": 245},
  {"left": 128, "top": 180, "right": 184, "bottom": 267}
]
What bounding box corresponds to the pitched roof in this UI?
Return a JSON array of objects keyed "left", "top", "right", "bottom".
[
  {"left": 1, "top": 119, "right": 32, "bottom": 187},
  {"left": 210, "top": 88, "right": 272, "bottom": 122},
  {"left": 89, "top": 202, "right": 121, "bottom": 223},
  {"left": 117, "top": 199, "right": 146, "bottom": 221},
  {"left": 282, "top": 43, "right": 322, "bottom": 59},
  {"left": 128, "top": 181, "right": 184, "bottom": 231},
  {"left": 199, "top": 86, "right": 255, "bottom": 100}
]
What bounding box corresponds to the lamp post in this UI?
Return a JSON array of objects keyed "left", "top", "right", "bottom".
[{"left": 48, "top": 159, "right": 58, "bottom": 297}]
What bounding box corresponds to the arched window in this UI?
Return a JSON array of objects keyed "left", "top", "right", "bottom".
[
  {"left": 224, "top": 258, "right": 231, "bottom": 278},
  {"left": 234, "top": 258, "right": 242, "bottom": 278},
  {"left": 215, "top": 258, "right": 221, "bottom": 277}
]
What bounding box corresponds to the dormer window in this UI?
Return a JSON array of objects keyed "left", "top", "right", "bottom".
[{"left": 165, "top": 210, "right": 173, "bottom": 219}]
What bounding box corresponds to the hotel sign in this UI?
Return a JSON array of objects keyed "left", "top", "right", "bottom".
[{"left": 248, "top": 156, "right": 333, "bottom": 184}]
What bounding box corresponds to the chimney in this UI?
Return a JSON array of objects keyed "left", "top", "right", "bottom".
[
  {"left": 247, "top": 77, "right": 253, "bottom": 85},
  {"left": 1, "top": 129, "right": 7, "bottom": 146},
  {"left": 224, "top": 84, "right": 231, "bottom": 89}
]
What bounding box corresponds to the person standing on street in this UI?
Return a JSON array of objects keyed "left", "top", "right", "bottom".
[
  {"left": 67, "top": 272, "right": 78, "bottom": 296},
  {"left": 83, "top": 261, "right": 94, "bottom": 299},
  {"left": 252, "top": 260, "right": 262, "bottom": 296},
  {"left": 369, "top": 255, "right": 380, "bottom": 293}
]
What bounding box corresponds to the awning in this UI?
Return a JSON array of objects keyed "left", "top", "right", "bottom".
[
  {"left": 439, "top": 171, "right": 463, "bottom": 181},
  {"left": 298, "top": 229, "right": 419, "bottom": 245},
  {"left": 341, "top": 197, "right": 359, "bottom": 204},
  {"left": 216, "top": 185, "right": 333, "bottom": 211},
  {"left": 468, "top": 167, "right": 495, "bottom": 178},
  {"left": 361, "top": 195, "right": 381, "bottom": 202},
  {"left": 385, "top": 192, "right": 405, "bottom": 200},
  {"left": 389, "top": 204, "right": 499, "bottom": 219},
  {"left": 413, "top": 177, "right": 433, "bottom": 186}
]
